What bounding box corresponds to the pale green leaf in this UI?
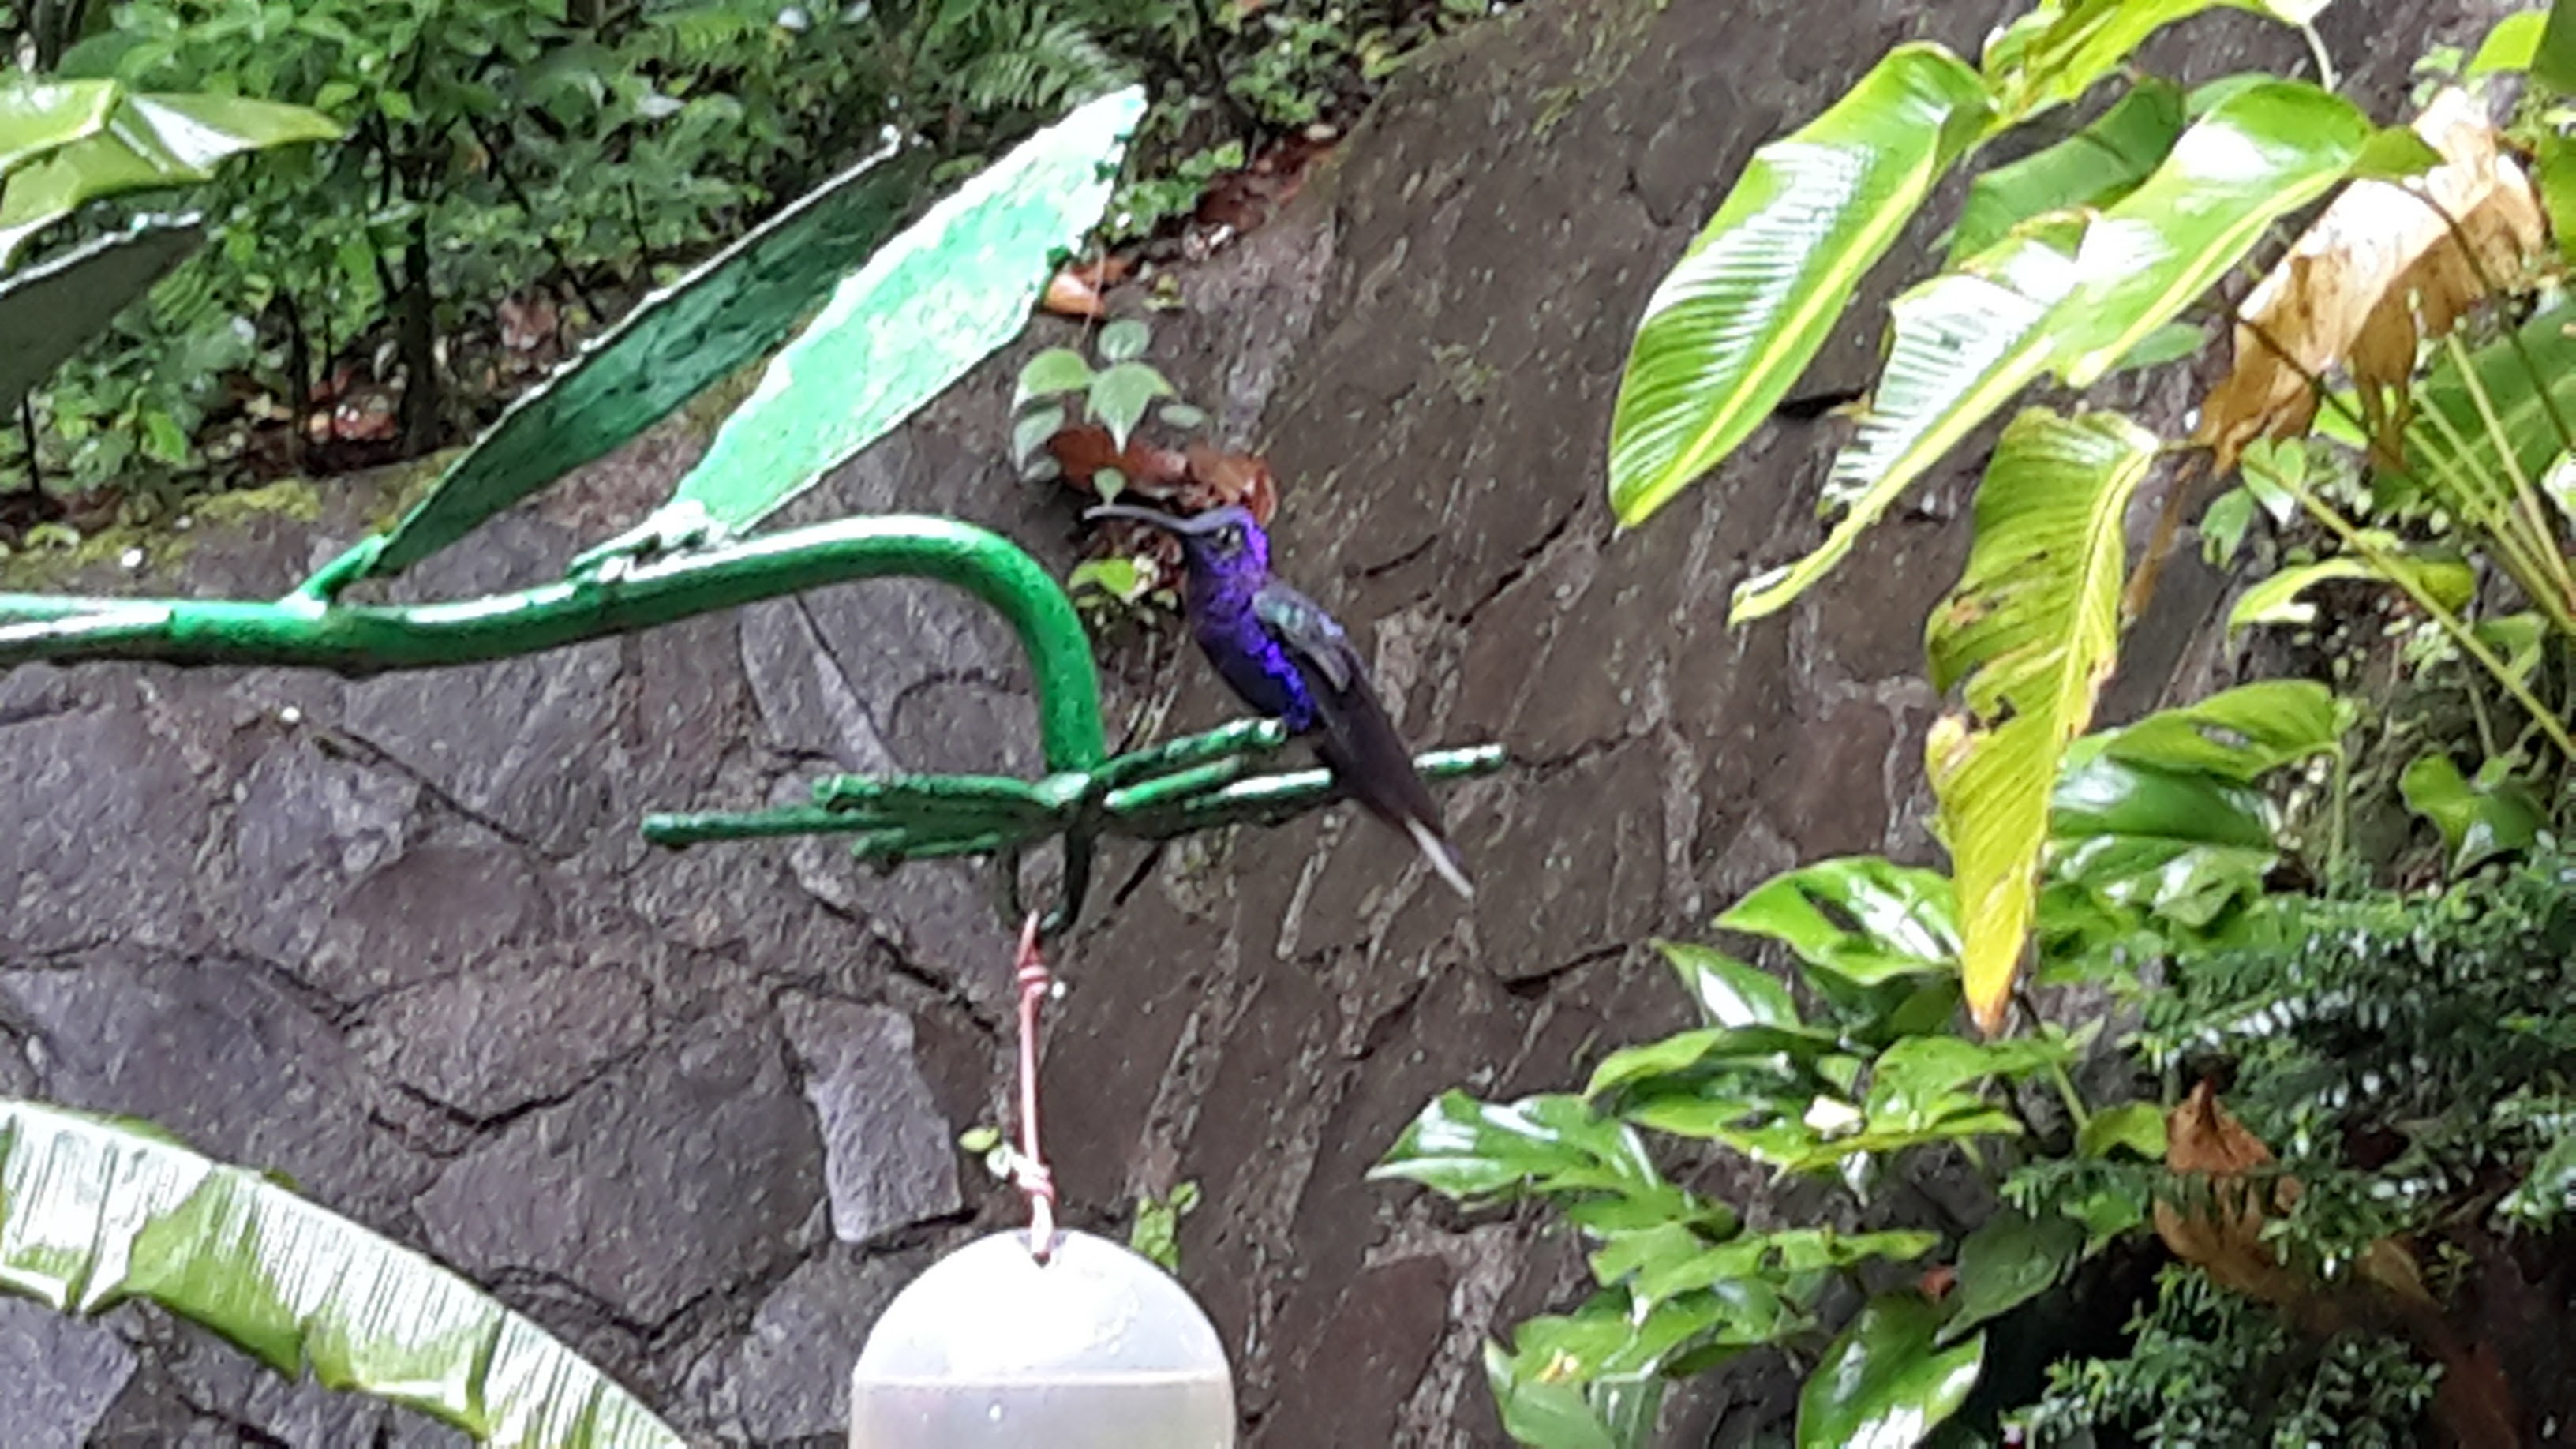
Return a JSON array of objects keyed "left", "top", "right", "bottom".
[
  {"left": 2050, "top": 80, "right": 2374, "bottom": 385},
  {"left": 2227, "top": 550, "right": 2476, "bottom": 630},
  {"left": 2469, "top": 10, "right": 2548, "bottom": 74},
  {"left": 1016, "top": 346, "right": 1095, "bottom": 404},
  {"left": 1926, "top": 409, "right": 2160, "bottom": 1031},
  {"left": 0, "top": 1100, "right": 685, "bottom": 1447},
  {"left": 1607, "top": 43, "right": 1994, "bottom": 526}
]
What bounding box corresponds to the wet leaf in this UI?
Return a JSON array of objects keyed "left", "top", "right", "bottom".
[
  {"left": 1372, "top": 1091, "right": 1658, "bottom": 1202},
  {"left": 1947, "top": 79, "right": 2185, "bottom": 264},
  {"left": 1942, "top": 1209, "right": 2082, "bottom": 1342},
  {"left": 2195, "top": 88, "right": 2545, "bottom": 471},
  {"left": 1796, "top": 1294, "right": 1984, "bottom": 1449},
  {"left": 1652, "top": 941, "right": 1801, "bottom": 1028},
  {"left": 1718, "top": 857, "right": 1960, "bottom": 987},
  {"left": 1926, "top": 409, "right": 2159, "bottom": 1032},
  {"left": 2084, "top": 680, "right": 2344, "bottom": 782},
  {"left": 1608, "top": 43, "right": 1994, "bottom": 526}
]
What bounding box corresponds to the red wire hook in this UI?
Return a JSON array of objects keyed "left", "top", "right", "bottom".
[{"left": 1011, "top": 910, "right": 1061, "bottom": 1263}]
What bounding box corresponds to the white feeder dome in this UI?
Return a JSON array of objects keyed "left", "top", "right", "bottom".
[{"left": 849, "top": 1229, "right": 1236, "bottom": 1448}]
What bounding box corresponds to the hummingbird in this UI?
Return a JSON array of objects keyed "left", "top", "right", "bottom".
[{"left": 1087, "top": 502, "right": 1473, "bottom": 899}]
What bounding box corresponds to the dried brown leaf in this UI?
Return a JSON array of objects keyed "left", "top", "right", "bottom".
[{"left": 2197, "top": 88, "right": 2547, "bottom": 472}]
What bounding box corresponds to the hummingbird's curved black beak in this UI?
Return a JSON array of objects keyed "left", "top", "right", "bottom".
[{"left": 1085, "top": 503, "right": 1253, "bottom": 537}]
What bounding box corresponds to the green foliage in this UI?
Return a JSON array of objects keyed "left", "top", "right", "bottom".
[
  {"left": 2031, "top": 1268, "right": 2440, "bottom": 1447},
  {"left": 0, "top": 1098, "right": 689, "bottom": 1447},
  {"left": 1129, "top": 1179, "right": 1201, "bottom": 1272}
]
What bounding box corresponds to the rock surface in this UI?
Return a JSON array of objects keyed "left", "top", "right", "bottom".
[{"left": 0, "top": 0, "right": 2522, "bottom": 1443}]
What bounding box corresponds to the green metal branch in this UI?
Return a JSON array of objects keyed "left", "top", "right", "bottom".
[{"left": 0, "top": 515, "right": 1108, "bottom": 772}]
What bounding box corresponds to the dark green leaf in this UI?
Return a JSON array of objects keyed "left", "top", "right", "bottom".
[
  {"left": 1718, "top": 857, "right": 1960, "bottom": 988},
  {"left": 1947, "top": 79, "right": 2185, "bottom": 264},
  {"left": 2087, "top": 681, "right": 2343, "bottom": 783},
  {"left": 2400, "top": 752, "right": 2545, "bottom": 875},
  {"left": 1942, "top": 1210, "right": 2081, "bottom": 1342},
  {"left": 1795, "top": 1294, "right": 1985, "bottom": 1449},
  {"left": 2538, "top": 0, "right": 2576, "bottom": 93},
  {"left": 2395, "top": 298, "right": 2576, "bottom": 515},
  {"left": 1372, "top": 1091, "right": 1657, "bottom": 1201}
]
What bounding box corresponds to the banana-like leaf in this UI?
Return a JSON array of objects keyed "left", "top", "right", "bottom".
[
  {"left": 1605, "top": 43, "right": 1993, "bottom": 527},
  {"left": 0, "top": 214, "right": 202, "bottom": 413},
  {"left": 1925, "top": 409, "right": 2159, "bottom": 1033},
  {"left": 0, "top": 79, "right": 339, "bottom": 268},
  {"left": 661, "top": 84, "right": 1144, "bottom": 537},
  {"left": 2398, "top": 297, "right": 2576, "bottom": 517},
  {"left": 0, "top": 1099, "right": 687, "bottom": 1448},
  {"left": 1731, "top": 226, "right": 2080, "bottom": 623},
  {"left": 1981, "top": 0, "right": 2232, "bottom": 115},
  {"left": 2051, "top": 79, "right": 2373, "bottom": 385},
  {"left": 1946, "top": 79, "right": 2186, "bottom": 264}
]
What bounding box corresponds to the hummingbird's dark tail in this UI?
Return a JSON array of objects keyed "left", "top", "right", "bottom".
[{"left": 1313, "top": 700, "right": 1474, "bottom": 901}]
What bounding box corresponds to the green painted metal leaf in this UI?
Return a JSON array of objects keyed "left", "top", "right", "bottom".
[
  {"left": 1732, "top": 227, "right": 2080, "bottom": 623},
  {"left": 361, "top": 137, "right": 932, "bottom": 581},
  {"left": 0, "top": 80, "right": 339, "bottom": 268},
  {"left": 1926, "top": 408, "right": 2159, "bottom": 1033},
  {"left": 668, "top": 85, "right": 1146, "bottom": 534},
  {"left": 1941, "top": 1209, "right": 2080, "bottom": 1343},
  {"left": 2050, "top": 80, "right": 2372, "bottom": 385},
  {"left": 1795, "top": 1294, "right": 1985, "bottom": 1449},
  {"left": 0, "top": 214, "right": 202, "bottom": 413},
  {"left": 0, "top": 1099, "right": 686, "bottom": 1448},
  {"left": 1947, "top": 79, "right": 2185, "bottom": 264},
  {"left": 1606, "top": 43, "right": 1994, "bottom": 527}
]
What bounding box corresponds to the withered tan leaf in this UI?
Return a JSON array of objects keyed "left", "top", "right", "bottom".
[{"left": 2196, "top": 88, "right": 2548, "bottom": 472}]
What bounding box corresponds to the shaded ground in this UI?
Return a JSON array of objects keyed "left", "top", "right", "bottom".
[{"left": 0, "top": 0, "right": 2525, "bottom": 1444}]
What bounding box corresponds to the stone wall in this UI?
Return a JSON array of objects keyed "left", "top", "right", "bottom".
[{"left": 0, "top": 0, "right": 2522, "bottom": 1444}]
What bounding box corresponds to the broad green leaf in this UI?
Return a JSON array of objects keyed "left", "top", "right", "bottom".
[
  {"left": 1717, "top": 857, "right": 1960, "bottom": 987},
  {"left": 1865, "top": 1034, "right": 2073, "bottom": 1136},
  {"left": 1982, "top": 1, "right": 2254, "bottom": 114},
  {"left": 1016, "top": 346, "right": 1095, "bottom": 403},
  {"left": 2398, "top": 297, "right": 2576, "bottom": 516},
  {"left": 1586, "top": 1024, "right": 1838, "bottom": 1101},
  {"left": 2537, "top": 133, "right": 2576, "bottom": 266},
  {"left": 361, "top": 138, "right": 930, "bottom": 582},
  {"left": 1926, "top": 409, "right": 2159, "bottom": 1032},
  {"left": 1796, "top": 1294, "right": 1985, "bottom": 1449},
  {"left": 1606, "top": 44, "right": 1994, "bottom": 526},
  {"left": 0, "top": 1100, "right": 685, "bottom": 1447},
  {"left": 1372, "top": 1091, "right": 1659, "bottom": 1202},
  {"left": 1652, "top": 941, "right": 1800, "bottom": 1028},
  {"left": 2471, "top": 10, "right": 2548, "bottom": 74},
  {"left": 1947, "top": 80, "right": 2185, "bottom": 264},
  {"left": 2079, "top": 1101, "right": 2170, "bottom": 1159},
  {"left": 2049, "top": 757, "right": 2278, "bottom": 928},
  {"left": 1087, "top": 360, "right": 1176, "bottom": 450},
  {"left": 2086, "top": 680, "right": 2344, "bottom": 782},
  {"left": 1484, "top": 1341, "right": 1620, "bottom": 1449},
  {"left": 666, "top": 86, "right": 1145, "bottom": 534},
  {"left": 2349, "top": 125, "right": 2446, "bottom": 182},
  {"left": 2050, "top": 80, "right": 2374, "bottom": 385},
  {"left": 2227, "top": 551, "right": 2477, "bottom": 631},
  {"left": 1942, "top": 1210, "right": 2082, "bottom": 1342},
  {"left": 1732, "top": 227, "right": 2080, "bottom": 623},
  {"left": 1098, "top": 317, "right": 1151, "bottom": 361},
  {"left": 2540, "top": 0, "right": 2576, "bottom": 92},
  {"left": 2400, "top": 751, "right": 2545, "bottom": 875},
  {"left": 0, "top": 215, "right": 201, "bottom": 413},
  {"left": 0, "top": 84, "right": 339, "bottom": 268},
  {"left": 1013, "top": 402, "right": 1068, "bottom": 466}
]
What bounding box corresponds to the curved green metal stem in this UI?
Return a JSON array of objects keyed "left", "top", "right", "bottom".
[{"left": 0, "top": 515, "right": 1109, "bottom": 773}]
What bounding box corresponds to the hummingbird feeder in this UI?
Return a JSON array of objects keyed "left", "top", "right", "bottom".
[{"left": 0, "top": 85, "right": 1500, "bottom": 1445}]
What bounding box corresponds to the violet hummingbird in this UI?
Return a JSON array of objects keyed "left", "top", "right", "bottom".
[{"left": 1087, "top": 503, "right": 1472, "bottom": 899}]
